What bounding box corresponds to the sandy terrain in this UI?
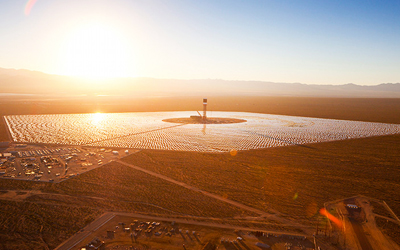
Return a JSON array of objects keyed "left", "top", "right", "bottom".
[{"left": 0, "top": 96, "right": 399, "bottom": 249}]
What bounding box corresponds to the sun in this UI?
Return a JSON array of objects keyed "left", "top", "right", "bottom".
[{"left": 59, "top": 22, "right": 131, "bottom": 79}]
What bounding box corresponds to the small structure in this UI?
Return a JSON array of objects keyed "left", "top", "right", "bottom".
[
  {"left": 3, "top": 153, "right": 12, "bottom": 158},
  {"left": 346, "top": 204, "right": 358, "bottom": 209},
  {"left": 81, "top": 237, "right": 105, "bottom": 250}
]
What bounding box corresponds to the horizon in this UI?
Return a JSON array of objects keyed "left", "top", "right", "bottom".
[
  {"left": 1, "top": 66, "right": 400, "bottom": 99},
  {"left": 1, "top": 67, "right": 400, "bottom": 87},
  {"left": 1, "top": 1, "right": 400, "bottom": 86}
]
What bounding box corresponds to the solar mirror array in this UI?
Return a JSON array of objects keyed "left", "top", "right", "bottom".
[{"left": 5, "top": 112, "right": 400, "bottom": 153}]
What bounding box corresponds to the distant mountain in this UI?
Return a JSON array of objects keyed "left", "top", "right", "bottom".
[{"left": 0, "top": 67, "right": 399, "bottom": 98}]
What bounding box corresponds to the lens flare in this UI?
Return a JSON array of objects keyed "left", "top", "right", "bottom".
[
  {"left": 24, "top": 0, "right": 37, "bottom": 16},
  {"left": 320, "top": 208, "right": 343, "bottom": 228}
]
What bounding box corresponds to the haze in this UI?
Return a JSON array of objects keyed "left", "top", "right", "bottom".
[{"left": 1, "top": 0, "right": 400, "bottom": 86}]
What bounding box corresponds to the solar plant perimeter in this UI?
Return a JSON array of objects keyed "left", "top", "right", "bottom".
[{"left": 5, "top": 111, "right": 400, "bottom": 153}]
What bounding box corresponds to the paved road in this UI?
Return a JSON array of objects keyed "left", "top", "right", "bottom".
[
  {"left": 54, "top": 212, "right": 116, "bottom": 250},
  {"left": 115, "top": 211, "right": 309, "bottom": 236},
  {"left": 55, "top": 211, "right": 308, "bottom": 250},
  {"left": 54, "top": 158, "right": 313, "bottom": 250}
]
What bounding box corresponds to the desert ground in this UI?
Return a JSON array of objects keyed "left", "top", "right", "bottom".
[{"left": 0, "top": 96, "right": 399, "bottom": 249}]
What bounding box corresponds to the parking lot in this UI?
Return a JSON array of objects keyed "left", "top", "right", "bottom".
[{"left": 0, "top": 144, "right": 135, "bottom": 182}]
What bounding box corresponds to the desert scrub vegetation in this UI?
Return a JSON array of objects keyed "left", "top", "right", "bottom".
[
  {"left": 48, "top": 161, "right": 256, "bottom": 218},
  {"left": 0, "top": 161, "right": 256, "bottom": 250},
  {"left": 375, "top": 216, "right": 400, "bottom": 247},
  {"left": 1, "top": 161, "right": 255, "bottom": 218},
  {"left": 0, "top": 178, "right": 53, "bottom": 191},
  {"left": 122, "top": 133, "right": 400, "bottom": 223},
  {"left": 122, "top": 150, "right": 276, "bottom": 213},
  {"left": 0, "top": 200, "right": 100, "bottom": 250}
]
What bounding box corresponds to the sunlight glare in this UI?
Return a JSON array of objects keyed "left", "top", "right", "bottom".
[
  {"left": 60, "top": 22, "right": 131, "bottom": 79},
  {"left": 91, "top": 112, "right": 106, "bottom": 126}
]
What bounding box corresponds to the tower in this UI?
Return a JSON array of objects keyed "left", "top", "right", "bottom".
[{"left": 203, "top": 98, "right": 207, "bottom": 121}]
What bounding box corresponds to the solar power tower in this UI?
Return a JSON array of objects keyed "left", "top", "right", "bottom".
[{"left": 203, "top": 98, "right": 207, "bottom": 121}]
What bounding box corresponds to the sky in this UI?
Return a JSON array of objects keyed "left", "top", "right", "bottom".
[{"left": 0, "top": 0, "right": 399, "bottom": 85}]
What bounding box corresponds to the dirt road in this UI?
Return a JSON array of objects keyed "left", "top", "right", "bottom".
[{"left": 116, "top": 160, "right": 311, "bottom": 233}]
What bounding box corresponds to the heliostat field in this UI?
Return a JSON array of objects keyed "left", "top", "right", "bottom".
[{"left": 5, "top": 111, "right": 400, "bottom": 152}]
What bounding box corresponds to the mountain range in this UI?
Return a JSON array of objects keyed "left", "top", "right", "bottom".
[{"left": 1, "top": 67, "right": 399, "bottom": 98}]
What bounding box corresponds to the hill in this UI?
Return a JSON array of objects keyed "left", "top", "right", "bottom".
[{"left": 1, "top": 68, "right": 400, "bottom": 98}]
